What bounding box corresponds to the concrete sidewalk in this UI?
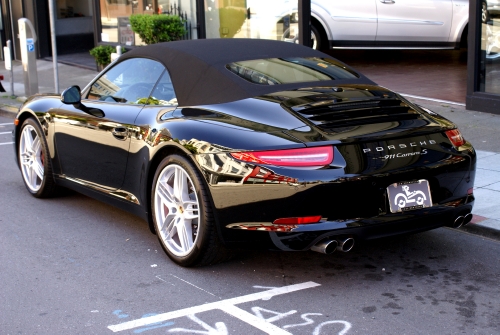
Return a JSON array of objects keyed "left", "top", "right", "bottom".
[{"left": 1, "top": 58, "right": 500, "bottom": 238}]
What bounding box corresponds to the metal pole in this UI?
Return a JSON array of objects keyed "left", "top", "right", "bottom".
[
  {"left": 48, "top": 0, "right": 59, "bottom": 93},
  {"left": 298, "top": 0, "right": 311, "bottom": 47},
  {"left": 8, "top": 0, "right": 17, "bottom": 59}
]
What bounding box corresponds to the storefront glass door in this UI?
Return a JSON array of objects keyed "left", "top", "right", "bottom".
[{"left": 204, "top": 0, "right": 297, "bottom": 41}]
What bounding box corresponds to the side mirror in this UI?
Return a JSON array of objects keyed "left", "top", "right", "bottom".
[
  {"left": 61, "top": 86, "right": 81, "bottom": 104},
  {"left": 61, "top": 85, "right": 105, "bottom": 118}
]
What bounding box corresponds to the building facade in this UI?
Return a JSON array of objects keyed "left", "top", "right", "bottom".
[
  {"left": 7, "top": 0, "right": 494, "bottom": 117},
  {"left": 0, "top": 0, "right": 297, "bottom": 60},
  {"left": 1, "top": 0, "right": 95, "bottom": 59}
]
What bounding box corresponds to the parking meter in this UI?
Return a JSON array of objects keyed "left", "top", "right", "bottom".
[{"left": 18, "top": 18, "right": 39, "bottom": 96}]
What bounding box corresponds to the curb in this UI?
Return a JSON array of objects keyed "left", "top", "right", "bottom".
[
  {"left": 458, "top": 223, "right": 500, "bottom": 240},
  {"left": 0, "top": 105, "right": 17, "bottom": 118}
]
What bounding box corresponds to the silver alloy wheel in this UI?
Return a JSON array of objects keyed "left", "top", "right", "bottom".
[
  {"left": 154, "top": 164, "right": 200, "bottom": 257},
  {"left": 311, "top": 30, "right": 318, "bottom": 50},
  {"left": 283, "top": 29, "right": 318, "bottom": 49},
  {"left": 19, "top": 124, "right": 44, "bottom": 192}
]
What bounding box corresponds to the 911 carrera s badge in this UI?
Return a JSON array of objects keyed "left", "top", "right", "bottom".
[
  {"left": 387, "top": 180, "right": 432, "bottom": 213},
  {"left": 362, "top": 140, "right": 437, "bottom": 154}
]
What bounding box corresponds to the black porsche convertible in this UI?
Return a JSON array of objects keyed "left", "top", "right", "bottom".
[{"left": 13, "top": 39, "right": 475, "bottom": 267}]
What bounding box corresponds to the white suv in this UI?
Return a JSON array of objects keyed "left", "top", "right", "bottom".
[{"left": 283, "top": 0, "right": 469, "bottom": 50}]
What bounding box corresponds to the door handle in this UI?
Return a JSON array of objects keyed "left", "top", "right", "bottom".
[
  {"left": 112, "top": 127, "right": 128, "bottom": 140},
  {"left": 380, "top": 0, "right": 395, "bottom": 3}
]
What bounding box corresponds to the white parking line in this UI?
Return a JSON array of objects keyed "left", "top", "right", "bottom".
[
  {"left": 107, "top": 281, "right": 320, "bottom": 333},
  {"left": 0, "top": 132, "right": 12, "bottom": 134},
  {"left": 0, "top": 142, "right": 13, "bottom": 145}
]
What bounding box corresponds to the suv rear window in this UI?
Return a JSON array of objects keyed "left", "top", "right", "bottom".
[{"left": 226, "top": 57, "right": 359, "bottom": 85}]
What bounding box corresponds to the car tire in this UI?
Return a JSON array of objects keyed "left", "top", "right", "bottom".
[
  {"left": 151, "top": 154, "right": 228, "bottom": 267},
  {"left": 282, "top": 24, "right": 325, "bottom": 50},
  {"left": 18, "top": 117, "right": 57, "bottom": 198},
  {"left": 311, "top": 24, "right": 327, "bottom": 51},
  {"left": 483, "top": 1, "right": 490, "bottom": 24}
]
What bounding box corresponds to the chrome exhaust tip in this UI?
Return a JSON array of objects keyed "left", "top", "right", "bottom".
[
  {"left": 311, "top": 239, "right": 338, "bottom": 255},
  {"left": 453, "top": 215, "right": 465, "bottom": 228},
  {"left": 336, "top": 237, "right": 355, "bottom": 253},
  {"left": 463, "top": 213, "right": 473, "bottom": 226}
]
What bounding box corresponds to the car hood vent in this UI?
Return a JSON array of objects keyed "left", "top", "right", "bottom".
[
  {"left": 290, "top": 98, "right": 420, "bottom": 132},
  {"left": 265, "top": 86, "right": 425, "bottom": 133}
]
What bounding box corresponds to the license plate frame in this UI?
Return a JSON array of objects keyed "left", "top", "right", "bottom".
[{"left": 387, "top": 179, "right": 432, "bottom": 213}]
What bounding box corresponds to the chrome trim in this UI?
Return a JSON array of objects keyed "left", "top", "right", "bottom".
[
  {"left": 399, "top": 94, "right": 465, "bottom": 107},
  {"left": 332, "top": 16, "right": 377, "bottom": 23},
  {"left": 331, "top": 46, "right": 455, "bottom": 50},
  {"left": 377, "top": 19, "right": 444, "bottom": 26},
  {"left": 58, "top": 175, "right": 140, "bottom": 205}
]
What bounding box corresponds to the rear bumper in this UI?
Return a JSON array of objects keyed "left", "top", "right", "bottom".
[{"left": 224, "top": 196, "right": 474, "bottom": 251}]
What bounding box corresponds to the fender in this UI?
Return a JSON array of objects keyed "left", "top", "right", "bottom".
[
  {"left": 15, "top": 95, "right": 62, "bottom": 173},
  {"left": 449, "top": 0, "right": 469, "bottom": 43}
]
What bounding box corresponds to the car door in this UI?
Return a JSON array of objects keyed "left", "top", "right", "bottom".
[
  {"left": 315, "top": 0, "right": 377, "bottom": 41},
  {"left": 376, "top": 0, "right": 453, "bottom": 42},
  {"left": 53, "top": 58, "right": 165, "bottom": 190}
]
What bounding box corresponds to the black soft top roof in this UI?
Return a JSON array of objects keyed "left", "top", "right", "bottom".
[{"left": 119, "top": 38, "right": 374, "bottom": 106}]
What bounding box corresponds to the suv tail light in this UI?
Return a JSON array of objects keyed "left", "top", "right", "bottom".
[
  {"left": 230, "top": 146, "right": 333, "bottom": 167},
  {"left": 445, "top": 129, "right": 465, "bottom": 147}
]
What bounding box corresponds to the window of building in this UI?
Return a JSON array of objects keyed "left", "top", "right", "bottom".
[
  {"left": 204, "top": 0, "right": 297, "bottom": 41},
  {"left": 99, "top": 0, "right": 196, "bottom": 45},
  {"left": 479, "top": 15, "right": 500, "bottom": 94}
]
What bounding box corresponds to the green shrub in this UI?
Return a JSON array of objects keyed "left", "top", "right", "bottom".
[
  {"left": 129, "top": 14, "right": 186, "bottom": 45},
  {"left": 90, "top": 45, "right": 127, "bottom": 68},
  {"left": 89, "top": 45, "right": 116, "bottom": 67}
]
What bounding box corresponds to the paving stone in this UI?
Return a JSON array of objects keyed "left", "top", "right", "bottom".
[
  {"left": 474, "top": 168, "right": 500, "bottom": 188},
  {"left": 472, "top": 188, "right": 500, "bottom": 220}
]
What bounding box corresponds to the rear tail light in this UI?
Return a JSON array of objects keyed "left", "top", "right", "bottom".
[
  {"left": 445, "top": 129, "right": 465, "bottom": 147},
  {"left": 273, "top": 216, "right": 322, "bottom": 225},
  {"left": 230, "top": 146, "right": 333, "bottom": 167}
]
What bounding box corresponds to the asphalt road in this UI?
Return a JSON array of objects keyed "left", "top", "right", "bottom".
[{"left": 1, "top": 115, "right": 500, "bottom": 335}]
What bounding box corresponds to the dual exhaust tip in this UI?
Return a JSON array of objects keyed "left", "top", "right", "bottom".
[
  {"left": 312, "top": 212, "right": 473, "bottom": 254},
  {"left": 311, "top": 237, "right": 354, "bottom": 255},
  {"left": 452, "top": 212, "right": 473, "bottom": 228}
]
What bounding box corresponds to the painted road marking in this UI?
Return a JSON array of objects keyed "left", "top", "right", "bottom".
[
  {"left": 0, "top": 142, "right": 13, "bottom": 145},
  {"left": 108, "top": 281, "right": 320, "bottom": 333},
  {"left": 0, "top": 131, "right": 12, "bottom": 134},
  {"left": 0, "top": 123, "right": 13, "bottom": 126}
]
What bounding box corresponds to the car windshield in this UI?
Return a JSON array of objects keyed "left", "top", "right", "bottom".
[{"left": 226, "top": 57, "right": 359, "bottom": 85}]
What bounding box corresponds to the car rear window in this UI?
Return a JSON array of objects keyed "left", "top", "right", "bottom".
[{"left": 226, "top": 57, "right": 359, "bottom": 85}]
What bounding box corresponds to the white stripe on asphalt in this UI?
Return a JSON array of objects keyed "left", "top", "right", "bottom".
[
  {"left": 0, "top": 142, "right": 13, "bottom": 145},
  {"left": 0, "top": 123, "right": 14, "bottom": 126},
  {"left": 107, "top": 281, "right": 320, "bottom": 333},
  {"left": 0, "top": 132, "right": 12, "bottom": 134}
]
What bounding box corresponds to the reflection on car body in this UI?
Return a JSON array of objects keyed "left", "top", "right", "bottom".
[{"left": 13, "top": 39, "right": 475, "bottom": 267}]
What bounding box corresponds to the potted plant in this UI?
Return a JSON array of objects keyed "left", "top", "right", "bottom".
[
  {"left": 89, "top": 45, "right": 116, "bottom": 71},
  {"left": 129, "top": 14, "right": 186, "bottom": 45}
]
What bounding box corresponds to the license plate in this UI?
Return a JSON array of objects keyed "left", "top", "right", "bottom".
[{"left": 387, "top": 179, "right": 432, "bottom": 213}]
